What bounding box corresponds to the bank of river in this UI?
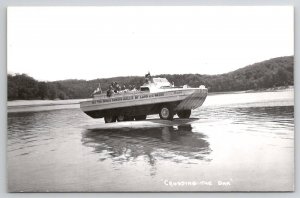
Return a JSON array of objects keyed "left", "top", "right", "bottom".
[{"left": 7, "top": 87, "right": 294, "bottom": 113}]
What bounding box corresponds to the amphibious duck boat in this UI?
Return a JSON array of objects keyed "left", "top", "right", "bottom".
[{"left": 80, "top": 77, "right": 208, "bottom": 123}]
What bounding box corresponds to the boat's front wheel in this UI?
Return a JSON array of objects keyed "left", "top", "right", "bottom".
[
  {"left": 159, "top": 105, "right": 174, "bottom": 120},
  {"left": 104, "top": 116, "right": 117, "bottom": 123},
  {"left": 177, "top": 110, "right": 191, "bottom": 119}
]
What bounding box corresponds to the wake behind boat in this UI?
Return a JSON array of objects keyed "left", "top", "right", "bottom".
[{"left": 80, "top": 73, "right": 208, "bottom": 123}]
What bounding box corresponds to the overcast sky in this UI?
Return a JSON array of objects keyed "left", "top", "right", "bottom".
[{"left": 7, "top": 6, "right": 293, "bottom": 81}]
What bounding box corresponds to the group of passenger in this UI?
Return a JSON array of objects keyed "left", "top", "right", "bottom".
[
  {"left": 106, "top": 72, "right": 152, "bottom": 97},
  {"left": 106, "top": 82, "right": 138, "bottom": 97}
]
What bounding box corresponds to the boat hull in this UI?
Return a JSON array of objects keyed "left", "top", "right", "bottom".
[{"left": 80, "top": 88, "right": 207, "bottom": 118}]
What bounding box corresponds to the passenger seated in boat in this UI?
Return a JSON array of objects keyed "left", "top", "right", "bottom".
[
  {"left": 145, "top": 72, "right": 152, "bottom": 84},
  {"left": 121, "top": 85, "right": 129, "bottom": 93},
  {"left": 107, "top": 85, "right": 114, "bottom": 97},
  {"left": 132, "top": 85, "right": 137, "bottom": 91},
  {"left": 111, "top": 82, "right": 116, "bottom": 92},
  {"left": 111, "top": 82, "right": 121, "bottom": 93},
  {"left": 115, "top": 83, "right": 121, "bottom": 93},
  {"left": 145, "top": 72, "right": 151, "bottom": 78}
]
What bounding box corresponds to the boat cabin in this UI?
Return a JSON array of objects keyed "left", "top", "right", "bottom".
[{"left": 140, "top": 77, "right": 174, "bottom": 93}]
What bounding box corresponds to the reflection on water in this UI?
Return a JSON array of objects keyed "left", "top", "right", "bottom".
[
  {"left": 233, "top": 106, "right": 294, "bottom": 130},
  {"left": 82, "top": 125, "right": 211, "bottom": 165},
  {"left": 7, "top": 90, "right": 294, "bottom": 191},
  {"left": 196, "top": 106, "right": 294, "bottom": 140}
]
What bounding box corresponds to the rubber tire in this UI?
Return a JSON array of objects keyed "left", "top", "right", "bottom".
[
  {"left": 134, "top": 115, "right": 147, "bottom": 121},
  {"left": 177, "top": 110, "right": 191, "bottom": 119},
  {"left": 104, "top": 116, "right": 117, "bottom": 123},
  {"left": 117, "top": 115, "right": 125, "bottom": 122},
  {"left": 159, "top": 105, "right": 174, "bottom": 120}
]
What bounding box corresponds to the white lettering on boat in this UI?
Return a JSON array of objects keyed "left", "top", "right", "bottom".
[{"left": 91, "top": 90, "right": 184, "bottom": 104}]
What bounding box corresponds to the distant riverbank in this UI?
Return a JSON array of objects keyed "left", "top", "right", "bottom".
[
  {"left": 8, "top": 98, "right": 88, "bottom": 107},
  {"left": 7, "top": 86, "right": 294, "bottom": 113},
  {"left": 208, "top": 85, "right": 294, "bottom": 95},
  {"left": 7, "top": 99, "right": 88, "bottom": 113}
]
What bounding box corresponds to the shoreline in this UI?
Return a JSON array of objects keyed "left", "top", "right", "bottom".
[
  {"left": 7, "top": 98, "right": 88, "bottom": 107},
  {"left": 8, "top": 85, "right": 294, "bottom": 105},
  {"left": 7, "top": 98, "right": 87, "bottom": 113},
  {"left": 208, "top": 85, "right": 293, "bottom": 95},
  {"left": 7, "top": 86, "right": 294, "bottom": 113}
]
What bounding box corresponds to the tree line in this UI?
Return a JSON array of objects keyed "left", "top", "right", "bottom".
[{"left": 7, "top": 56, "right": 293, "bottom": 101}]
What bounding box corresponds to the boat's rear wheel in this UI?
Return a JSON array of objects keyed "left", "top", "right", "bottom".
[
  {"left": 116, "top": 115, "right": 125, "bottom": 122},
  {"left": 104, "top": 115, "right": 117, "bottom": 123},
  {"left": 177, "top": 110, "right": 191, "bottom": 119},
  {"left": 159, "top": 105, "right": 174, "bottom": 120},
  {"left": 134, "top": 115, "right": 147, "bottom": 121}
]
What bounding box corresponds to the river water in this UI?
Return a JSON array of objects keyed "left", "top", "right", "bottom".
[{"left": 7, "top": 89, "right": 294, "bottom": 192}]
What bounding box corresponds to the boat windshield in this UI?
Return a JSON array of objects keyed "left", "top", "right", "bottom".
[{"left": 152, "top": 78, "right": 171, "bottom": 87}]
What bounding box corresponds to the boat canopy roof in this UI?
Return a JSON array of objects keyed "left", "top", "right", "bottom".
[
  {"left": 151, "top": 78, "right": 171, "bottom": 87},
  {"left": 140, "top": 77, "right": 173, "bottom": 93}
]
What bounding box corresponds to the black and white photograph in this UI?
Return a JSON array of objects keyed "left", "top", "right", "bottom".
[{"left": 7, "top": 6, "right": 294, "bottom": 192}]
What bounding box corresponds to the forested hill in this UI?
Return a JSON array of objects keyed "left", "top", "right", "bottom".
[{"left": 7, "top": 56, "right": 293, "bottom": 100}]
